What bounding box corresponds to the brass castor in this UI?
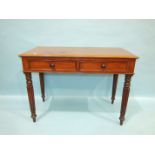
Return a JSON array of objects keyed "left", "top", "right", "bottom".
[
  {"left": 119, "top": 117, "right": 124, "bottom": 126},
  {"left": 31, "top": 114, "right": 37, "bottom": 123}
]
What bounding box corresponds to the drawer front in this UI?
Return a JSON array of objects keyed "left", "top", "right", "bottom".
[
  {"left": 28, "top": 60, "right": 76, "bottom": 72},
  {"left": 22, "top": 58, "right": 134, "bottom": 73},
  {"left": 79, "top": 61, "right": 128, "bottom": 73}
]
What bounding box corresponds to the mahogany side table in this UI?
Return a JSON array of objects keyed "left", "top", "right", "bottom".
[{"left": 19, "top": 47, "right": 138, "bottom": 125}]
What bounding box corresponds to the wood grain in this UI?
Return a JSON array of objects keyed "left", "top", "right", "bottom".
[
  {"left": 111, "top": 74, "right": 118, "bottom": 104},
  {"left": 20, "top": 46, "right": 138, "bottom": 125},
  {"left": 21, "top": 57, "right": 136, "bottom": 74},
  {"left": 119, "top": 74, "right": 133, "bottom": 125},
  {"left": 24, "top": 72, "right": 36, "bottom": 122},
  {"left": 39, "top": 73, "right": 45, "bottom": 102},
  {"left": 19, "top": 47, "right": 138, "bottom": 58}
]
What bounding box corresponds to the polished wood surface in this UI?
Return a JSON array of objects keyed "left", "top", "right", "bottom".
[
  {"left": 20, "top": 47, "right": 138, "bottom": 58},
  {"left": 111, "top": 74, "right": 118, "bottom": 104},
  {"left": 24, "top": 72, "right": 36, "bottom": 122},
  {"left": 39, "top": 73, "right": 45, "bottom": 102},
  {"left": 21, "top": 57, "right": 136, "bottom": 74},
  {"left": 20, "top": 47, "right": 138, "bottom": 125},
  {"left": 119, "top": 74, "right": 133, "bottom": 125}
]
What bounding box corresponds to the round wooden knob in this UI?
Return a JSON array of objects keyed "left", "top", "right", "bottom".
[
  {"left": 50, "top": 63, "right": 55, "bottom": 69},
  {"left": 101, "top": 64, "right": 106, "bottom": 68}
]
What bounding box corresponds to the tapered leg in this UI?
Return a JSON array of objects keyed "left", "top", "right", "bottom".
[
  {"left": 119, "top": 74, "right": 133, "bottom": 125},
  {"left": 39, "top": 73, "right": 45, "bottom": 102},
  {"left": 111, "top": 74, "right": 118, "bottom": 104},
  {"left": 25, "top": 72, "right": 36, "bottom": 122}
]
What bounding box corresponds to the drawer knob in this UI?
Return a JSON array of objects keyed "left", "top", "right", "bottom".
[
  {"left": 101, "top": 64, "right": 106, "bottom": 68},
  {"left": 50, "top": 63, "right": 55, "bottom": 69}
]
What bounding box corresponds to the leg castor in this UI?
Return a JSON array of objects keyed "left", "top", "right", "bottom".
[
  {"left": 119, "top": 117, "right": 124, "bottom": 125},
  {"left": 31, "top": 114, "right": 37, "bottom": 123}
]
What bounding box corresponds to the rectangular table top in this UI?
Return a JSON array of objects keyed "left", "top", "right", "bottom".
[{"left": 19, "top": 46, "right": 138, "bottom": 59}]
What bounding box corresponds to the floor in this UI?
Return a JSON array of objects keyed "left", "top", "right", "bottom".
[{"left": 0, "top": 95, "right": 155, "bottom": 135}]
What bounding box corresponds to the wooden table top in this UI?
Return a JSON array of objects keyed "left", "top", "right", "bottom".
[{"left": 19, "top": 46, "right": 138, "bottom": 58}]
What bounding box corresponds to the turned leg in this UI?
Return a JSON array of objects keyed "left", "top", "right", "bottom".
[
  {"left": 24, "top": 72, "right": 37, "bottom": 122},
  {"left": 111, "top": 74, "right": 118, "bottom": 104},
  {"left": 119, "top": 74, "right": 133, "bottom": 125},
  {"left": 39, "top": 73, "right": 45, "bottom": 102}
]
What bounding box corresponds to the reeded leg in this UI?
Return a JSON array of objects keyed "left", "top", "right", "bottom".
[
  {"left": 25, "top": 72, "right": 37, "bottom": 122},
  {"left": 119, "top": 74, "right": 133, "bottom": 125},
  {"left": 111, "top": 74, "right": 118, "bottom": 104},
  {"left": 39, "top": 73, "right": 45, "bottom": 102}
]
